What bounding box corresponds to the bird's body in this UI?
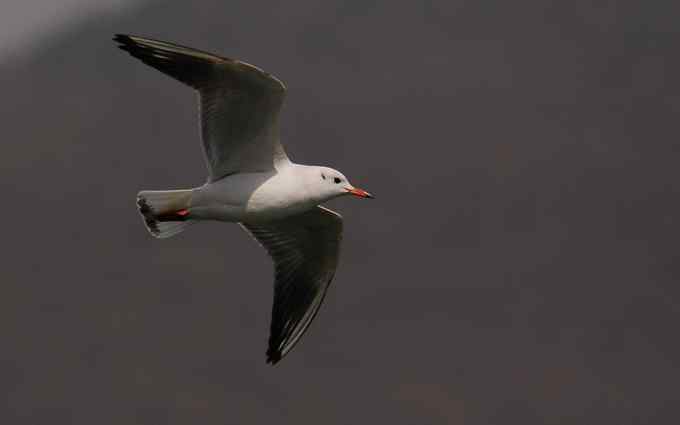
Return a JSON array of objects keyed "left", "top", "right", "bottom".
[
  {"left": 191, "top": 164, "right": 337, "bottom": 223},
  {"left": 114, "top": 34, "right": 372, "bottom": 364}
]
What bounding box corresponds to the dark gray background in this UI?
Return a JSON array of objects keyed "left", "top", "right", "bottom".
[{"left": 2, "top": 0, "right": 679, "bottom": 423}]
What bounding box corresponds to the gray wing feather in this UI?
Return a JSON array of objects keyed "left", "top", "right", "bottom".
[
  {"left": 241, "top": 206, "right": 343, "bottom": 364},
  {"left": 114, "top": 34, "right": 288, "bottom": 180}
]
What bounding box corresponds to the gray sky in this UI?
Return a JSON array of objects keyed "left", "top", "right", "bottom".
[
  {"left": 0, "top": 0, "right": 134, "bottom": 60},
  {"left": 1, "top": 1, "right": 679, "bottom": 423}
]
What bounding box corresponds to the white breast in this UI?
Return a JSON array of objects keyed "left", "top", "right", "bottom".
[
  {"left": 245, "top": 169, "right": 319, "bottom": 221},
  {"left": 190, "top": 164, "right": 319, "bottom": 223}
]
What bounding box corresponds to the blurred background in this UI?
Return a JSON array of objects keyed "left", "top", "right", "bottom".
[{"left": 1, "top": 0, "right": 679, "bottom": 423}]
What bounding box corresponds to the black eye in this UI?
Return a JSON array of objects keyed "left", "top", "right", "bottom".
[
  {"left": 334, "top": 177, "right": 342, "bottom": 184},
  {"left": 321, "top": 174, "right": 326, "bottom": 180}
]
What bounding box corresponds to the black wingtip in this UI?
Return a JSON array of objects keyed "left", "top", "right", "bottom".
[
  {"left": 113, "top": 34, "right": 149, "bottom": 55},
  {"left": 266, "top": 348, "right": 282, "bottom": 365},
  {"left": 113, "top": 33, "right": 130, "bottom": 44},
  {"left": 113, "top": 34, "right": 135, "bottom": 53}
]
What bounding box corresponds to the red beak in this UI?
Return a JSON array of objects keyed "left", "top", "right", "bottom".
[{"left": 346, "top": 187, "right": 374, "bottom": 199}]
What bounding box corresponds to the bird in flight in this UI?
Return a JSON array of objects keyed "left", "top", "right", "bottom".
[{"left": 113, "top": 34, "right": 372, "bottom": 364}]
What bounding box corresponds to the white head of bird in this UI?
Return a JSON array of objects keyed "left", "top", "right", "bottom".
[{"left": 305, "top": 166, "right": 373, "bottom": 202}]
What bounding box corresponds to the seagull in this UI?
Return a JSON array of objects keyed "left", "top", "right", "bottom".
[{"left": 113, "top": 34, "right": 372, "bottom": 364}]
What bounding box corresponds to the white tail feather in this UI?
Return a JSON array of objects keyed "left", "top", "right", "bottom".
[{"left": 137, "top": 190, "right": 193, "bottom": 239}]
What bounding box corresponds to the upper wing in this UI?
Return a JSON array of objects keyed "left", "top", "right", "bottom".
[
  {"left": 241, "top": 206, "right": 343, "bottom": 364},
  {"left": 114, "top": 34, "right": 289, "bottom": 180}
]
